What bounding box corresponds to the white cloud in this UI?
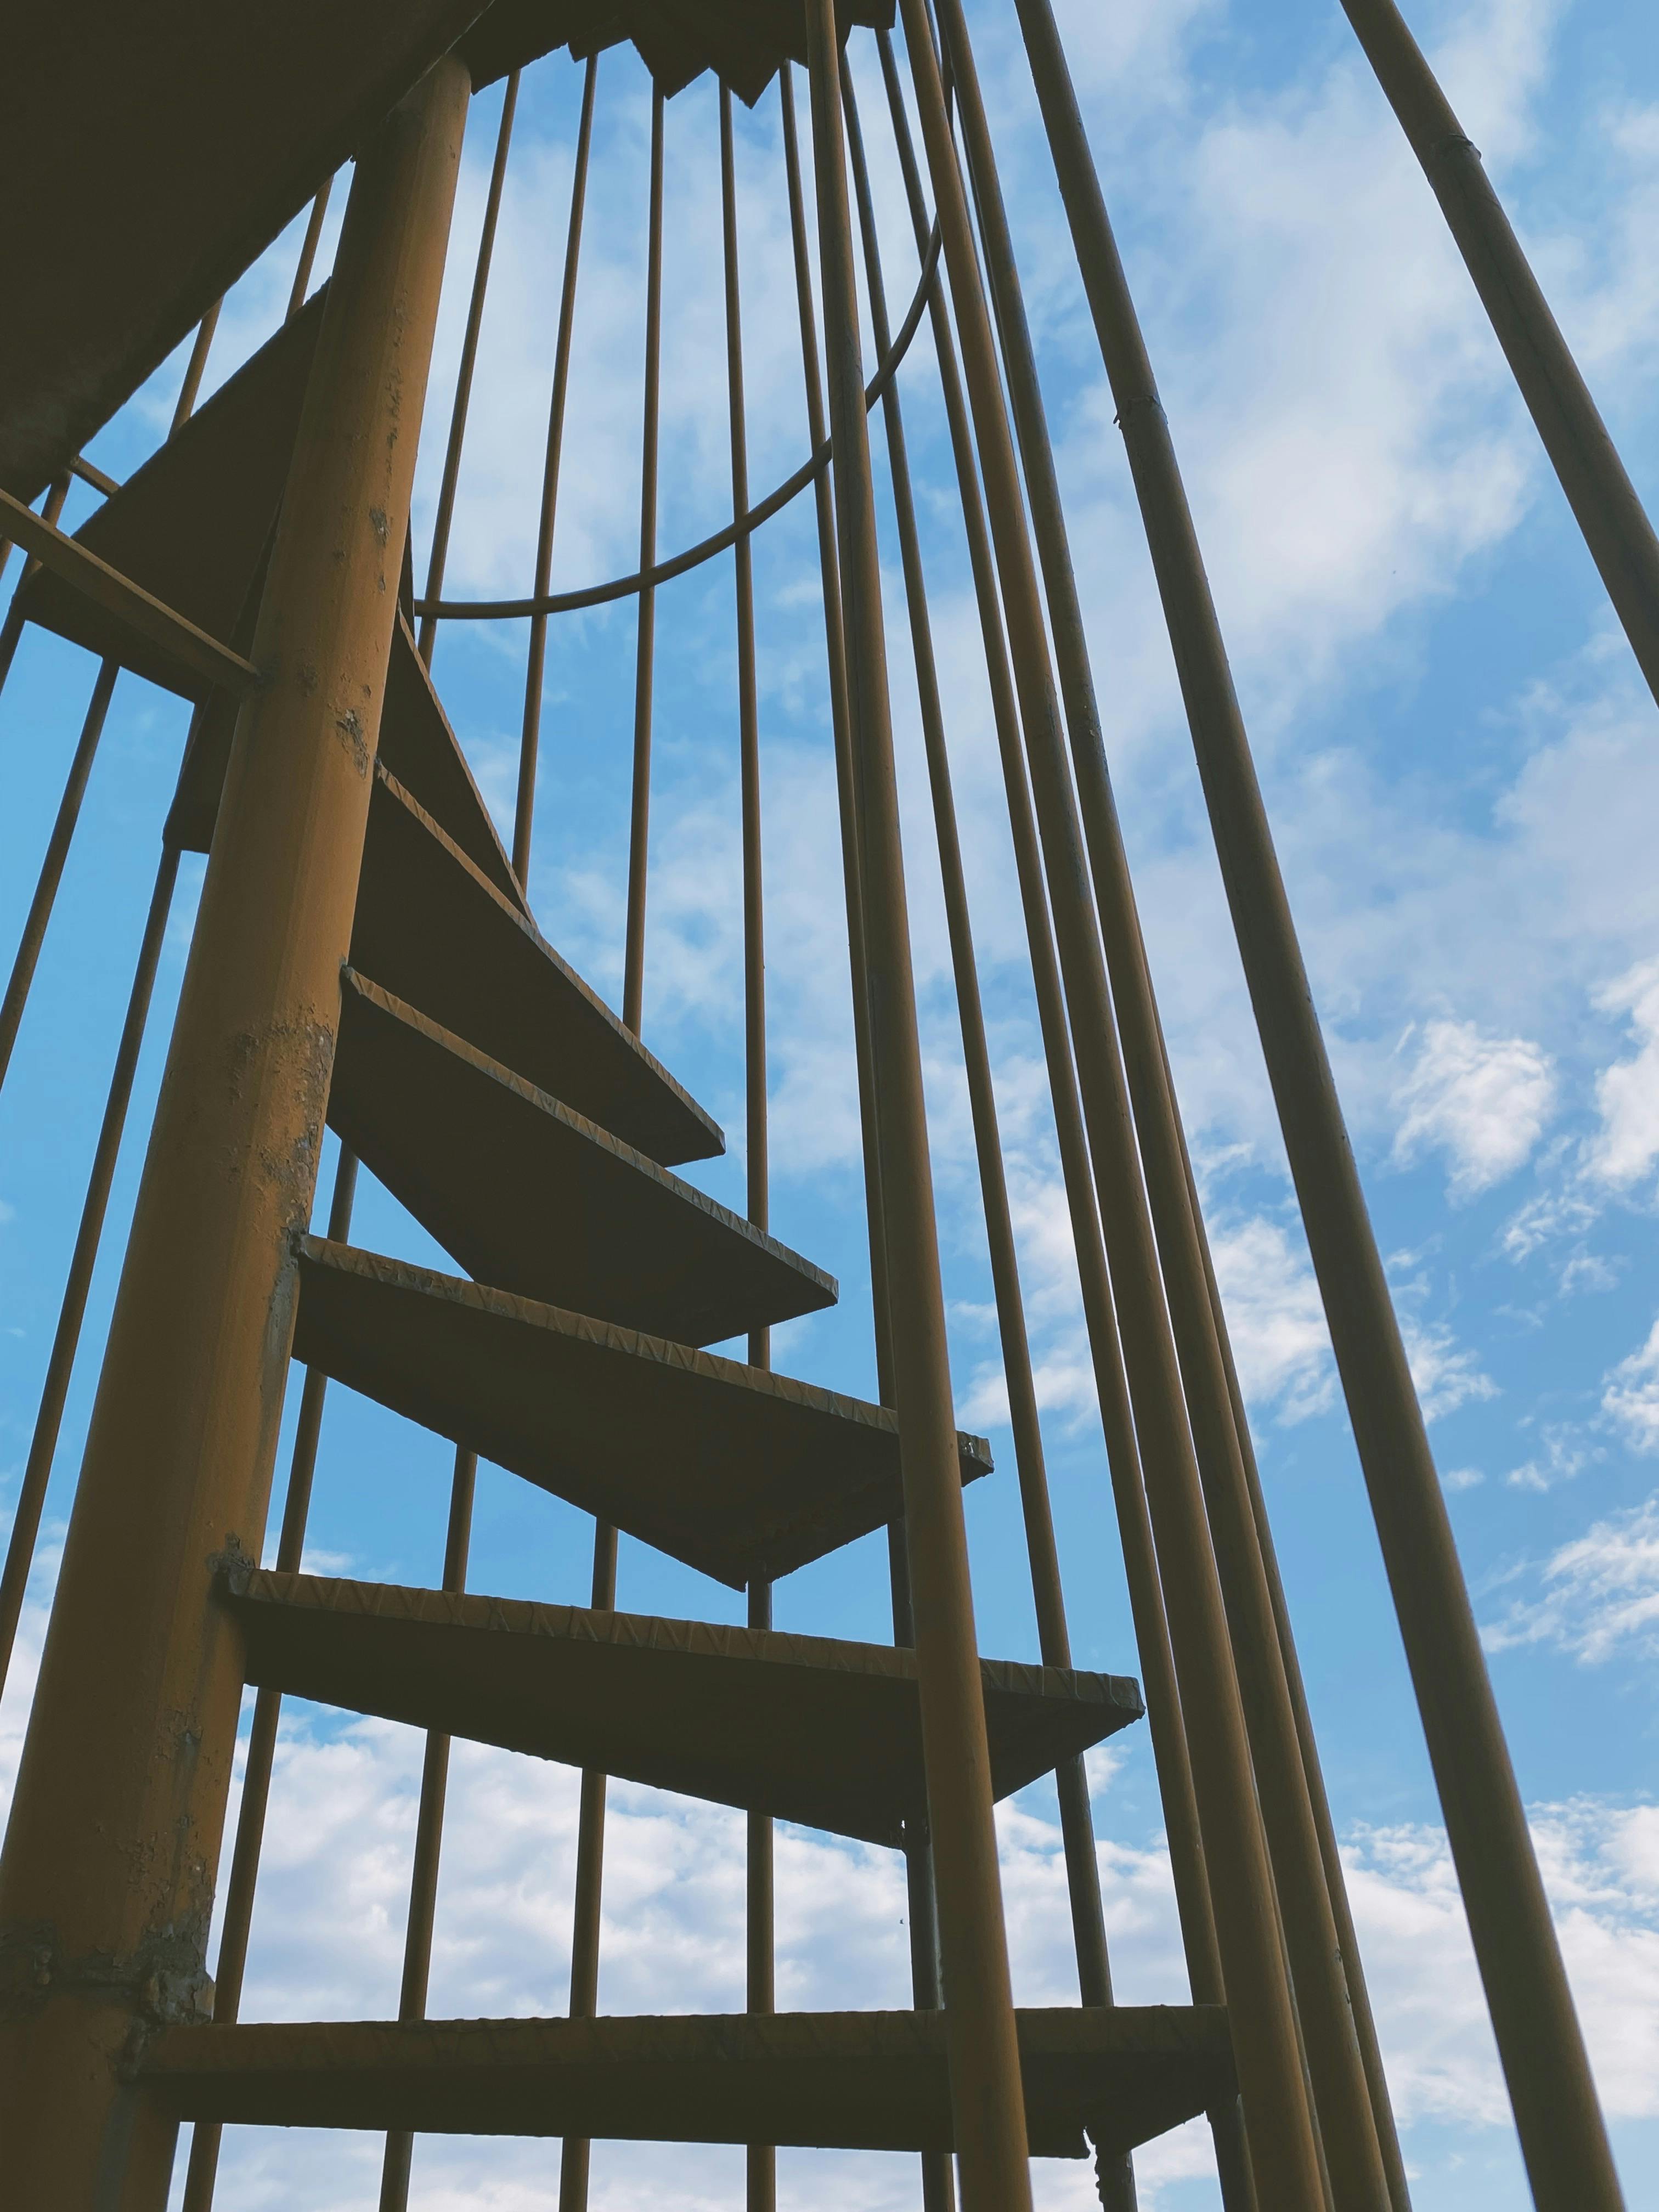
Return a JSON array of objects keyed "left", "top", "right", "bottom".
[
  {"left": 1504, "top": 1421, "right": 1600, "bottom": 1493},
  {"left": 1392, "top": 1018, "right": 1556, "bottom": 1199},
  {"left": 1603, "top": 1319, "right": 1659, "bottom": 1454},
  {"left": 1205, "top": 1214, "right": 1334, "bottom": 1424},
  {"left": 1587, "top": 958, "right": 1659, "bottom": 1190},
  {"left": 1483, "top": 1492, "right": 1659, "bottom": 1662},
  {"left": 1399, "top": 1311, "right": 1499, "bottom": 1424}
]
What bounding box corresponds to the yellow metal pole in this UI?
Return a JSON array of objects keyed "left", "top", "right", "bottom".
[{"left": 0, "top": 58, "right": 467, "bottom": 2207}]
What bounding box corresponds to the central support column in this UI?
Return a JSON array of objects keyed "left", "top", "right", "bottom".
[{"left": 0, "top": 58, "right": 468, "bottom": 2207}]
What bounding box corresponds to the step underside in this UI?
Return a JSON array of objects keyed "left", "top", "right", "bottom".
[
  {"left": 137, "top": 2005, "right": 1234, "bottom": 2159},
  {"left": 330, "top": 970, "right": 830, "bottom": 1345},
  {"left": 227, "top": 1572, "right": 1141, "bottom": 1847},
  {"left": 292, "top": 1240, "right": 990, "bottom": 1590},
  {"left": 351, "top": 766, "right": 721, "bottom": 1168}
]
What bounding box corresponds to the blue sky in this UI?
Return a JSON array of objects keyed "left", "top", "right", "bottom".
[{"left": 1, "top": 1, "right": 1656, "bottom": 2205}]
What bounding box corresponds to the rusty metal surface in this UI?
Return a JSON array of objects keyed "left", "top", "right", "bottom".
[
  {"left": 0, "top": 62, "right": 470, "bottom": 2198},
  {"left": 292, "top": 1235, "right": 989, "bottom": 1590},
  {"left": 225, "top": 1570, "right": 1142, "bottom": 1848},
  {"left": 138, "top": 2004, "right": 1228, "bottom": 2158}
]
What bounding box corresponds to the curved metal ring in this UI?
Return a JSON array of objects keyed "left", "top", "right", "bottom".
[{"left": 413, "top": 219, "right": 943, "bottom": 623}]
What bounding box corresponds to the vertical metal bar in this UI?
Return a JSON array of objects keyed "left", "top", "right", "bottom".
[
  {"left": 417, "top": 72, "right": 520, "bottom": 667},
  {"left": 379, "top": 1447, "right": 477, "bottom": 2211},
  {"left": 515, "top": 54, "right": 598, "bottom": 885},
  {"left": 839, "top": 55, "right": 1137, "bottom": 2212},
  {"left": 873, "top": 41, "right": 1252, "bottom": 2205},
  {"left": 0, "top": 62, "right": 468, "bottom": 2202},
  {"left": 622, "top": 88, "right": 664, "bottom": 1039},
  {"left": 1175, "top": 1113, "right": 1411, "bottom": 2212},
  {"left": 286, "top": 172, "right": 338, "bottom": 323},
  {"left": 1009, "top": 7, "right": 1624, "bottom": 2207},
  {"left": 170, "top": 299, "right": 224, "bottom": 436},
  {"left": 805, "top": 9, "right": 1034, "bottom": 2204},
  {"left": 1344, "top": 0, "right": 1659, "bottom": 703},
  {"left": 778, "top": 64, "right": 895, "bottom": 1396},
  {"left": 782, "top": 72, "right": 955, "bottom": 2212},
  {"left": 721, "top": 85, "right": 776, "bottom": 2212},
  {"left": 182, "top": 1145, "right": 361, "bottom": 2212},
  {"left": 0, "top": 840, "right": 180, "bottom": 1697},
  {"left": 935, "top": 5, "right": 1387, "bottom": 2202},
  {"left": 895, "top": 5, "right": 1327, "bottom": 2202},
  {"left": 0, "top": 659, "right": 119, "bottom": 1091},
  {"left": 556, "top": 82, "right": 662, "bottom": 2212}
]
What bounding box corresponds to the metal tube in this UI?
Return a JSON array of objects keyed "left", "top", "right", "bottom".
[
  {"left": 778, "top": 63, "right": 895, "bottom": 1398},
  {"left": 873, "top": 39, "right": 1251, "bottom": 2203},
  {"left": 380, "top": 1444, "right": 477, "bottom": 2210},
  {"left": 783, "top": 72, "right": 953, "bottom": 2212},
  {"left": 170, "top": 297, "right": 224, "bottom": 435},
  {"left": 622, "top": 88, "right": 664, "bottom": 1040},
  {"left": 515, "top": 54, "right": 597, "bottom": 884},
  {"left": 1009, "top": 5, "right": 1625, "bottom": 2205},
  {"left": 1177, "top": 1114, "right": 1412, "bottom": 2212},
  {"left": 0, "top": 840, "right": 180, "bottom": 1699},
  {"left": 0, "top": 658, "right": 119, "bottom": 1092},
  {"left": 896, "top": 5, "right": 1327, "bottom": 2201},
  {"left": 842, "top": 60, "right": 1136, "bottom": 2210},
  {"left": 936, "top": 4, "right": 1387, "bottom": 2199},
  {"left": 0, "top": 61, "right": 469, "bottom": 2199},
  {"left": 806, "top": 10, "right": 1034, "bottom": 2203},
  {"left": 286, "top": 172, "right": 338, "bottom": 324},
  {"left": 182, "top": 1144, "right": 362, "bottom": 2212},
  {"left": 720, "top": 87, "right": 776, "bottom": 2212},
  {"left": 417, "top": 72, "right": 520, "bottom": 667},
  {"left": 556, "top": 86, "right": 663, "bottom": 2212},
  {"left": 1343, "top": 0, "right": 1659, "bottom": 704}
]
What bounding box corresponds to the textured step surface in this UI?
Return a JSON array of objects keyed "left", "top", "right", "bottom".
[
  {"left": 351, "top": 766, "right": 720, "bottom": 1167},
  {"left": 331, "top": 972, "right": 828, "bottom": 1343},
  {"left": 292, "top": 1239, "right": 990, "bottom": 1590},
  {"left": 227, "top": 1572, "right": 1141, "bottom": 1847},
  {"left": 138, "top": 2005, "right": 1233, "bottom": 2158}
]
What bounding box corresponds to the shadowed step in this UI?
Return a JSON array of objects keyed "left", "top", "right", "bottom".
[
  {"left": 138, "top": 2005, "right": 1231, "bottom": 2159},
  {"left": 292, "top": 1237, "right": 989, "bottom": 1589},
  {"left": 329, "top": 969, "right": 827, "bottom": 1342},
  {"left": 224, "top": 1569, "right": 1143, "bottom": 1846}
]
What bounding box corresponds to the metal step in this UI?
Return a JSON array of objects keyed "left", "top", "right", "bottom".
[
  {"left": 16, "top": 291, "right": 323, "bottom": 695},
  {"left": 351, "top": 765, "right": 721, "bottom": 1168},
  {"left": 330, "top": 970, "right": 830, "bottom": 1344},
  {"left": 225, "top": 1571, "right": 1141, "bottom": 1847},
  {"left": 292, "top": 1238, "right": 990, "bottom": 1590},
  {"left": 169, "top": 611, "right": 522, "bottom": 912},
  {"left": 137, "top": 2005, "right": 1233, "bottom": 2159}
]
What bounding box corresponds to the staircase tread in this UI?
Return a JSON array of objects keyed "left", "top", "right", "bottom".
[
  {"left": 225, "top": 1570, "right": 1142, "bottom": 1847},
  {"left": 332, "top": 968, "right": 831, "bottom": 1343},
  {"left": 137, "top": 2003, "right": 1234, "bottom": 2158},
  {"left": 351, "top": 766, "right": 721, "bottom": 1167},
  {"left": 15, "top": 293, "right": 323, "bottom": 693},
  {"left": 292, "top": 1238, "right": 991, "bottom": 1591}
]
